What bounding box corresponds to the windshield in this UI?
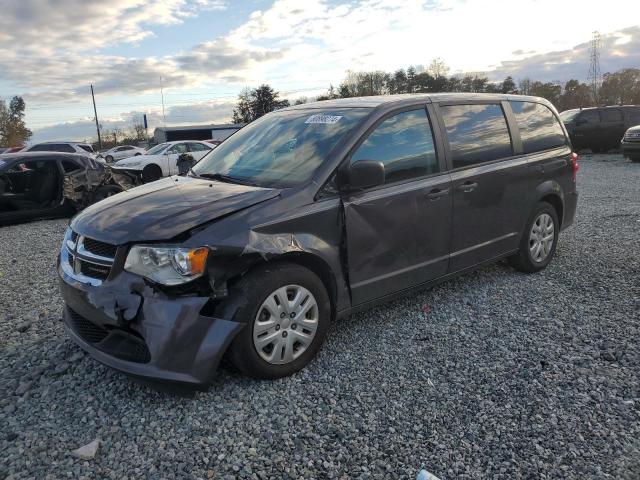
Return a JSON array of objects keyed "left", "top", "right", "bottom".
[
  {"left": 191, "top": 108, "right": 370, "bottom": 187},
  {"left": 559, "top": 110, "right": 580, "bottom": 122},
  {"left": 146, "top": 143, "right": 168, "bottom": 155}
]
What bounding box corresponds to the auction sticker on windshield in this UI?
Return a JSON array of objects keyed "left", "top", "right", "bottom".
[{"left": 305, "top": 114, "right": 343, "bottom": 124}]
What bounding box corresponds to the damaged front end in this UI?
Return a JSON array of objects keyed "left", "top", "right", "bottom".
[
  {"left": 58, "top": 231, "right": 244, "bottom": 385},
  {"left": 62, "top": 165, "right": 141, "bottom": 210}
]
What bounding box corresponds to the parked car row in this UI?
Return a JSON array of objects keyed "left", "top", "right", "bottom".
[
  {"left": 560, "top": 105, "right": 640, "bottom": 155},
  {"left": 57, "top": 93, "right": 580, "bottom": 384},
  {"left": 0, "top": 152, "right": 124, "bottom": 225}
]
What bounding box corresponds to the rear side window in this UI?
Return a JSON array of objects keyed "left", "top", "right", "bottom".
[
  {"left": 579, "top": 110, "right": 600, "bottom": 124},
  {"left": 78, "top": 145, "right": 94, "bottom": 153},
  {"left": 601, "top": 109, "right": 623, "bottom": 122},
  {"left": 351, "top": 109, "right": 438, "bottom": 184},
  {"left": 30, "top": 143, "right": 75, "bottom": 153},
  {"left": 61, "top": 160, "right": 81, "bottom": 172},
  {"left": 510, "top": 101, "right": 567, "bottom": 153},
  {"left": 441, "top": 104, "right": 513, "bottom": 168}
]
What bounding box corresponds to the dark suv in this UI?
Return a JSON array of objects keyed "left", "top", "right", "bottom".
[
  {"left": 560, "top": 105, "right": 640, "bottom": 152},
  {"left": 58, "top": 93, "right": 578, "bottom": 384}
]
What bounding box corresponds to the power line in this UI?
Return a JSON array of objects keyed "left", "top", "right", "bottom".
[{"left": 588, "top": 31, "right": 601, "bottom": 105}]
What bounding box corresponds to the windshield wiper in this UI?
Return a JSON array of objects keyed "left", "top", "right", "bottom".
[{"left": 195, "top": 172, "right": 257, "bottom": 186}]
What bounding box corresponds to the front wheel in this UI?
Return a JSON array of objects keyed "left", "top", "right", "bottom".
[
  {"left": 509, "top": 202, "right": 559, "bottom": 273},
  {"left": 142, "top": 164, "right": 162, "bottom": 183},
  {"left": 105, "top": 155, "right": 114, "bottom": 163},
  {"left": 222, "top": 262, "right": 331, "bottom": 379}
]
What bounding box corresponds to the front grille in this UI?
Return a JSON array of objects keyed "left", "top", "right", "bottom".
[
  {"left": 66, "top": 230, "right": 116, "bottom": 282},
  {"left": 68, "top": 308, "right": 109, "bottom": 344},
  {"left": 67, "top": 309, "right": 151, "bottom": 364},
  {"left": 79, "top": 260, "right": 110, "bottom": 280},
  {"left": 83, "top": 237, "right": 118, "bottom": 258}
]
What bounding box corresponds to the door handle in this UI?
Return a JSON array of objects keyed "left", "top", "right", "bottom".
[
  {"left": 426, "top": 188, "right": 450, "bottom": 200},
  {"left": 456, "top": 181, "right": 477, "bottom": 193}
]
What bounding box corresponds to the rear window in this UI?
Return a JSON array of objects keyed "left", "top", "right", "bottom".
[
  {"left": 510, "top": 101, "right": 567, "bottom": 153},
  {"left": 441, "top": 103, "right": 513, "bottom": 168}
]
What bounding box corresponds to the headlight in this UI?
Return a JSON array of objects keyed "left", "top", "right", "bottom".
[{"left": 124, "top": 245, "right": 209, "bottom": 285}]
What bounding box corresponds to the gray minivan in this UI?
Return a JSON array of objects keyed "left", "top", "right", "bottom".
[{"left": 58, "top": 93, "right": 578, "bottom": 384}]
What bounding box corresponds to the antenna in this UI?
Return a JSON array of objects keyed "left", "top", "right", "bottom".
[
  {"left": 160, "top": 76, "right": 167, "bottom": 126},
  {"left": 90, "top": 84, "right": 102, "bottom": 150},
  {"left": 588, "top": 31, "right": 601, "bottom": 105}
]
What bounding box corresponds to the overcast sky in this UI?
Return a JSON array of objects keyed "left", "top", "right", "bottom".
[{"left": 0, "top": 0, "right": 638, "bottom": 143}]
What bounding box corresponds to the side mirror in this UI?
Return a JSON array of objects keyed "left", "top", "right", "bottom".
[{"left": 344, "top": 160, "right": 385, "bottom": 191}]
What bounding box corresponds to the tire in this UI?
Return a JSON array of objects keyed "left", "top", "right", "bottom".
[
  {"left": 508, "top": 201, "right": 559, "bottom": 273},
  {"left": 91, "top": 184, "right": 123, "bottom": 203},
  {"left": 221, "top": 262, "right": 331, "bottom": 379},
  {"left": 631, "top": 156, "right": 640, "bottom": 163},
  {"left": 142, "top": 164, "right": 162, "bottom": 183},
  {"left": 105, "top": 155, "right": 114, "bottom": 163}
]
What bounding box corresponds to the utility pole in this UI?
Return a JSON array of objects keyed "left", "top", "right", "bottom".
[
  {"left": 588, "top": 31, "right": 601, "bottom": 105},
  {"left": 160, "top": 76, "right": 167, "bottom": 126},
  {"left": 91, "top": 84, "right": 102, "bottom": 149}
]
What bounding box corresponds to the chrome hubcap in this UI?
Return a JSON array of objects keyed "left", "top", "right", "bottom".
[
  {"left": 529, "top": 213, "right": 555, "bottom": 263},
  {"left": 253, "top": 285, "right": 319, "bottom": 365}
]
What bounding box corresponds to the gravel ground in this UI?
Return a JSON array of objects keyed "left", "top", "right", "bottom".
[{"left": 1, "top": 153, "right": 639, "bottom": 480}]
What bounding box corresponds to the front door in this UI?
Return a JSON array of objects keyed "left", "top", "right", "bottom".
[
  {"left": 165, "top": 142, "right": 189, "bottom": 175},
  {"left": 343, "top": 108, "right": 452, "bottom": 306}
]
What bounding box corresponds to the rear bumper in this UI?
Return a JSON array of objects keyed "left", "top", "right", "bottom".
[
  {"left": 58, "top": 255, "right": 244, "bottom": 386},
  {"left": 621, "top": 141, "right": 640, "bottom": 156},
  {"left": 562, "top": 190, "right": 578, "bottom": 230}
]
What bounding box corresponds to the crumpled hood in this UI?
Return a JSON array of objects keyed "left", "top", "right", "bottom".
[{"left": 71, "top": 176, "right": 280, "bottom": 244}]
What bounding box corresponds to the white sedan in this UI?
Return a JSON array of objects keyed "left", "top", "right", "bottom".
[
  {"left": 111, "top": 141, "right": 213, "bottom": 182},
  {"left": 100, "top": 145, "right": 146, "bottom": 163}
]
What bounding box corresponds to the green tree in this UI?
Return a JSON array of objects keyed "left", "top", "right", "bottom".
[
  {"left": 599, "top": 68, "right": 640, "bottom": 105},
  {"left": 529, "top": 81, "right": 562, "bottom": 106},
  {"left": 231, "top": 85, "right": 289, "bottom": 123},
  {"left": 0, "top": 96, "right": 32, "bottom": 147},
  {"left": 558, "top": 79, "right": 593, "bottom": 110}
]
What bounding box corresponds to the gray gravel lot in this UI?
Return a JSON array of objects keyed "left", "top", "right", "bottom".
[{"left": 1, "top": 153, "right": 639, "bottom": 479}]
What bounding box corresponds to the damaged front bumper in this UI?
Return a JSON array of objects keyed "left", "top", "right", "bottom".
[{"left": 57, "top": 246, "right": 244, "bottom": 386}]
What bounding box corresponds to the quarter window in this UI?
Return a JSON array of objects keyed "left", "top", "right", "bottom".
[
  {"left": 441, "top": 104, "right": 513, "bottom": 168},
  {"left": 510, "top": 101, "right": 567, "bottom": 153},
  {"left": 350, "top": 109, "right": 438, "bottom": 184}
]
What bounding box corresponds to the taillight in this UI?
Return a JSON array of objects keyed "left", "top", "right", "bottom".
[{"left": 571, "top": 152, "right": 579, "bottom": 182}]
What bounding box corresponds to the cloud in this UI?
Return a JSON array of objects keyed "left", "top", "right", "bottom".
[{"left": 491, "top": 26, "right": 640, "bottom": 82}]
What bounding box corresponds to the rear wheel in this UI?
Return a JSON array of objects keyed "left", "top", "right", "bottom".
[
  {"left": 222, "top": 262, "right": 331, "bottom": 379},
  {"left": 509, "top": 201, "right": 559, "bottom": 273},
  {"left": 142, "top": 164, "right": 162, "bottom": 183}
]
